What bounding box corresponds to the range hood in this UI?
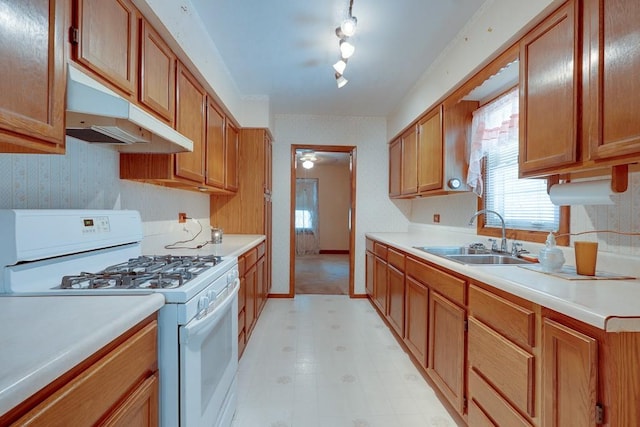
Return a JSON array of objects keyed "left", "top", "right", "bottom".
[{"left": 65, "top": 65, "right": 193, "bottom": 153}]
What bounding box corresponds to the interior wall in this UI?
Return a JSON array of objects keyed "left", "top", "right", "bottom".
[
  {"left": 296, "top": 161, "right": 350, "bottom": 251},
  {"left": 0, "top": 138, "right": 210, "bottom": 250},
  {"left": 410, "top": 172, "right": 640, "bottom": 257},
  {"left": 273, "top": 114, "right": 412, "bottom": 295}
]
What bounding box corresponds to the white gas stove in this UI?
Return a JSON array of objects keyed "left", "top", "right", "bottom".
[{"left": 0, "top": 209, "right": 239, "bottom": 427}]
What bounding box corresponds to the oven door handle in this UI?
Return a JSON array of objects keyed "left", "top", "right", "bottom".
[{"left": 179, "top": 278, "right": 239, "bottom": 345}]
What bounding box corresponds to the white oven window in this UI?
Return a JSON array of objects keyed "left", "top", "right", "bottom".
[{"left": 201, "top": 307, "right": 233, "bottom": 411}]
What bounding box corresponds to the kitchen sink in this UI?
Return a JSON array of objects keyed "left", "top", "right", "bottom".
[
  {"left": 413, "top": 246, "right": 531, "bottom": 265},
  {"left": 413, "top": 246, "right": 491, "bottom": 256}
]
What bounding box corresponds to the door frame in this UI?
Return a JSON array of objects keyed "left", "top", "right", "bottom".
[{"left": 289, "top": 144, "right": 357, "bottom": 297}]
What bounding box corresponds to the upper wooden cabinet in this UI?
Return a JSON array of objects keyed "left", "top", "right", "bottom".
[
  {"left": 205, "top": 99, "right": 226, "bottom": 189},
  {"left": 519, "top": 0, "right": 579, "bottom": 177},
  {"left": 583, "top": 0, "right": 640, "bottom": 162},
  {"left": 401, "top": 126, "right": 419, "bottom": 196},
  {"left": 417, "top": 107, "right": 443, "bottom": 192},
  {"left": 0, "top": 0, "right": 66, "bottom": 154},
  {"left": 520, "top": 0, "right": 640, "bottom": 177},
  {"left": 225, "top": 122, "right": 239, "bottom": 192},
  {"left": 72, "top": 0, "right": 138, "bottom": 98},
  {"left": 389, "top": 101, "right": 475, "bottom": 199},
  {"left": 175, "top": 63, "right": 207, "bottom": 183},
  {"left": 388, "top": 138, "right": 402, "bottom": 197},
  {"left": 139, "top": 19, "right": 176, "bottom": 125}
]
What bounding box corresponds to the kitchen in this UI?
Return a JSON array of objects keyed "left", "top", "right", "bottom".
[{"left": 1, "top": 0, "right": 640, "bottom": 426}]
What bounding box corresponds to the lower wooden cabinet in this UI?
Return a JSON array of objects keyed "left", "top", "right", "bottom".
[
  {"left": 404, "top": 274, "right": 429, "bottom": 368},
  {"left": 238, "top": 241, "right": 267, "bottom": 359},
  {"left": 386, "top": 259, "right": 405, "bottom": 337},
  {"left": 542, "top": 318, "right": 598, "bottom": 427},
  {"left": 373, "top": 251, "right": 388, "bottom": 314},
  {"left": 365, "top": 249, "right": 375, "bottom": 297},
  {"left": 428, "top": 291, "right": 466, "bottom": 416},
  {"left": 8, "top": 319, "right": 158, "bottom": 426}
]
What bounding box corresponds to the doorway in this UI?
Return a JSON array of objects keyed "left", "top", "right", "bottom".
[{"left": 289, "top": 145, "right": 356, "bottom": 297}]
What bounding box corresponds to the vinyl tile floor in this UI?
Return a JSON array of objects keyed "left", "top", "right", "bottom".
[{"left": 231, "top": 295, "right": 460, "bottom": 427}]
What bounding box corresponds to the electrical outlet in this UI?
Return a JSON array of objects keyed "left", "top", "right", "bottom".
[
  {"left": 178, "top": 212, "right": 187, "bottom": 223},
  {"left": 433, "top": 214, "right": 441, "bottom": 223}
]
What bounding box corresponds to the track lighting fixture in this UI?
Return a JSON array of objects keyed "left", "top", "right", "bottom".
[
  {"left": 335, "top": 72, "right": 348, "bottom": 88},
  {"left": 331, "top": 0, "right": 358, "bottom": 88},
  {"left": 333, "top": 58, "right": 348, "bottom": 75}
]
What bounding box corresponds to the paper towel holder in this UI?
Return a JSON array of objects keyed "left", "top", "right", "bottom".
[{"left": 546, "top": 164, "right": 629, "bottom": 194}]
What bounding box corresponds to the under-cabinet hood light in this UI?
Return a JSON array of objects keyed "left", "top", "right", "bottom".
[{"left": 65, "top": 65, "right": 193, "bottom": 153}]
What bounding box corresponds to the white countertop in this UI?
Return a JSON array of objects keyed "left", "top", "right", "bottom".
[
  {"left": 0, "top": 294, "right": 165, "bottom": 417},
  {"left": 142, "top": 234, "right": 265, "bottom": 259},
  {"left": 367, "top": 231, "right": 640, "bottom": 332}
]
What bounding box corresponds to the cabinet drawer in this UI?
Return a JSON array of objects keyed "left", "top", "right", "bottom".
[
  {"left": 16, "top": 321, "right": 157, "bottom": 426},
  {"left": 244, "top": 247, "right": 258, "bottom": 269},
  {"left": 373, "top": 242, "right": 387, "bottom": 260},
  {"left": 366, "top": 238, "right": 374, "bottom": 252},
  {"left": 469, "top": 284, "right": 535, "bottom": 349},
  {"left": 257, "top": 241, "right": 266, "bottom": 259},
  {"left": 406, "top": 257, "right": 465, "bottom": 306},
  {"left": 387, "top": 248, "right": 405, "bottom": 270},
  {"left": 469, "top": 369, "right": 533, "bottom": 427},
  {"left": 468, "top": 317, "right": 535, "bottom": 417}
]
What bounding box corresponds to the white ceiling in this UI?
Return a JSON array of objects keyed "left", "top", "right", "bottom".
[{"left": 190, "top": 0, "right": 487, "bottom": 117}]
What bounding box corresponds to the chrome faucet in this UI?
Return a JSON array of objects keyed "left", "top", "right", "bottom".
[{"left": 468, "top": 209, "right": 508, "bottom": 253}]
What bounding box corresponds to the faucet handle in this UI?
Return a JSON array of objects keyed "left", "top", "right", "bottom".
[{"left": 487, "top": 238, "right": 498, "bottom": 252}]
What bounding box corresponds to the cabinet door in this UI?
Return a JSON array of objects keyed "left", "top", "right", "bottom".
[
  {"left": 74, "top": 0, "right": 138, "bottom": 97},
  {"left": 404, "top": 276, "right": 428, "bottom": 367},
  {"left": 205, "top": 99, "right": 226, "bottom": 189},
  {"left": 139, "top": 19, "right": 176, "bottom": 124},
  {"left": 389, "top": 138, "right": 402, "bottom": 197},
  {"left": 256, "top": 255, "right": 266, "bottom": 315},
  {"left": 175, "top": 63, "right": 206, "bottom": 183},
  {"left": 225, "top": 122, "right": 239, "bottom": 191},
  {"left": 365, "top": 251, "right": 375, "bottom": 297},
  {"left": 401, "top": 127, "right": 418, "bottom": 195},
  {"left": 519, "top": 0, "right": 578, "bottom": 176},
  {"left": 428, "top": 292, "right": 466, "bottom": 415},
  {"left": 417, "top": 107, "right": 443, "bottom": 192},
  {"left": 373, "top": 255, "right": 388, "bottom": 314},
  {"left": 245, "top": 264, "right": 257, "bottom": 337},
  {"left": 102, "top": 373, "right": 159, "bottom": 427},
  {"left": 264, "top": 133, "right": 273, "bottom": 194},
  {"left": 387, "top": 264, "right": 405, "bottom": 337},
  {"left": 584, "top": 0, "right": 640, "bottom": 160},
  {"left": 542, "top": 318, "right": 598, "bottom": 427},
  {"left": 0, "top": 0, "right": 65, "bottom": 154}
]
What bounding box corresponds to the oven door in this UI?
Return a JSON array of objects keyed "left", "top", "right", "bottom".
[{"left": 179, "top": 280, "right": 239, "bottom": 427}]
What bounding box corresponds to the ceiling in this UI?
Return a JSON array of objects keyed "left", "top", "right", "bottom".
[{"left": 190, "top": 0, "right": 487, "bottom": 117}]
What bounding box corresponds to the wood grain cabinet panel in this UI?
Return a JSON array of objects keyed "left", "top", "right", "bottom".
[
  {"left": 401, "top": 126, "right": 418, "bottom": 196},
  {"left": 542, "top": 318, "right": 598, "bottom": 427},
  {"left": 373, "top": 254, "right": 388, "bottom": 315},
  {"left": 225, "top": 122, "right": 239, "bottom": 192},
  {"left": 417, "top": 107, "right": 443, "bottom": 192},
  {"left": 175, "top": 63, "right": 207, "bottom": 184},
  {"left": 519, "top": 0, "right": 578, "bottom": 176},
  {"left": 139, "top": 19, "right": 176, "bottom": 125},
  {"left": 469, "top": 284, "right": 536, "bottom": 350},
  {"left": 468, "top": 317, "right": 535, "bottom": 417},
  {"left": 365, "top": 250, "right": 375, "bottom": 297},
  {"left": 428, "top": 292, "right": 466, "bottom": 415},
  {"left": 584, "top": 0, "right": 640, "bottom": 161},
  {"left": 0, "top": 0, "right": 66, "bottom": 154},
  {"left": 404, "top": 275, "right": 429, "bottom": 368},
  {"left": 469, "top": 369, "right": 533, "bottom": 427},
  {"left": 388, "top": 138, "right": 402, "bottom": 197},
  {"left": 205, "top": 99, "right": 226, "bottom": 189},
  {"left": 387, "top": 262, "right": 405, "bottom": 337},
  {"left": 73, "top": 0, "right": 138, "bottom": 97}
]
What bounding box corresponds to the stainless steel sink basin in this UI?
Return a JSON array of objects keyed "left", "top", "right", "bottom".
[
  {"left": 445, "top": 254, "right": 531, "bottom": 265},
  {"left": 413, "top": 246, "right": 531, "bottom": 265},
  {"left": 414, "top": 246, "right": 491, "bottom": 256}
]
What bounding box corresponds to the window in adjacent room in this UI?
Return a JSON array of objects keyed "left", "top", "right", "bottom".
[{"left": 466, "top": 86, "right": 569, "bottom": 244}]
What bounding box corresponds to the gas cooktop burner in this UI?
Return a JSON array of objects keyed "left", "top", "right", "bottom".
[{"left": 57, "top": 255, "right": 222, "bottom": 290}]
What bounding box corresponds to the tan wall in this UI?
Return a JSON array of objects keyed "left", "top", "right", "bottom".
[{"left": 296, "top": 161, "right": 350, "bottom": 251}]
